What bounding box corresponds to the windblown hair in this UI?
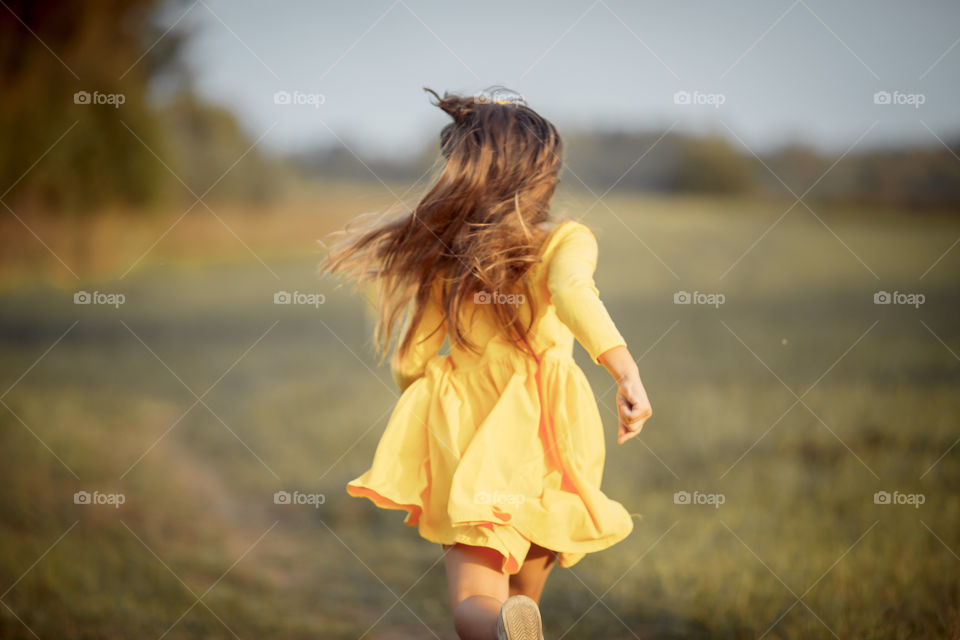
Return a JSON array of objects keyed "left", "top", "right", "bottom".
[{"left": 319, "top": 86, "right": 564, "bottom": 363}]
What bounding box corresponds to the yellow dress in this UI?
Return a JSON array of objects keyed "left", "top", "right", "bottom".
[{"left": 346, "top": 219, "right": 634, "bottom": 574}]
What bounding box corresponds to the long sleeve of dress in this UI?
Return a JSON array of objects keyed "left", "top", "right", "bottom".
[
  {"left": 547, "top": 223, "right": 627, "bottom": 364},
  {"left": 390, "top": 286, "right": 447, "bottom": 392}
]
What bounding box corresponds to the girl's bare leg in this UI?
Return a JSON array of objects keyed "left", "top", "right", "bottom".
[
  {"left": 442, "top": 543, "right": 509, "bottom": 640},
  {"left": 508, "top": 542, "right": 558, "bottom": 603}
]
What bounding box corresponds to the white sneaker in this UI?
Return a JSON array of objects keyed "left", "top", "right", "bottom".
[{"left": 496, "top": 594, "right": 544, "bottom": 640}]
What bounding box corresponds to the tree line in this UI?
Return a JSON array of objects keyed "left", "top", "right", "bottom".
[{"left": 2, "top": 1, "right": 957, "bottom": 215}]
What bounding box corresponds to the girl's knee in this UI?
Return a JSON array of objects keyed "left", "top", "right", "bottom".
[{"left": 451, "top": 595, "right": 502, "bottom": 640}]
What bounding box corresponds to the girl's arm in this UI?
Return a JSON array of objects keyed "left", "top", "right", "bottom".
[
  {"left": 548, "top": 222, "right": 652, "bottom": 443},
  {"left": 547, "top": 222, "right": 628, "bottom": 365}
]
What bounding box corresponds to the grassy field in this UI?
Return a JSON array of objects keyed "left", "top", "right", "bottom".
[{"left": 1, "top": 183, "right": 958, "bottom": 638}]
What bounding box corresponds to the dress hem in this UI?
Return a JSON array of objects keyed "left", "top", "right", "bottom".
[{"left": 346, "top": 481, "right": 633, "bottom": 575}]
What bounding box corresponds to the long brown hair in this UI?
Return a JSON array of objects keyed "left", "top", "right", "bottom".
[{"left": 319, "top": 86, "right": 564, "bottom": 363}]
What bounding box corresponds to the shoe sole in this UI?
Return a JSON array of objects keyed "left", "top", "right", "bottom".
[{"left": 497, "top": 595, "right": 544, "bottom": 640}]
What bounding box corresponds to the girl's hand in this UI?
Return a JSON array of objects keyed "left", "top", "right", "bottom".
[
  {"left": 616, "top": 375, "right": 652, "bottom": 444},
  {"left": 596, "top": 346, "right": 652, "bottom": 444}
]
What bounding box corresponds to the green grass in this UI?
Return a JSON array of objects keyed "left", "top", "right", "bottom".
[{"left": 1, "top": 187, "right": 958, "bottom": 638}]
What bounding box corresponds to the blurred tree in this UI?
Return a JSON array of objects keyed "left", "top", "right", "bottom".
[
  {"left": 671, "top": 134, "right": 754, "bottom": 194},
  {"left": 763, "top": 143, "right": 827, "bottom": 198},
  {"left": 774, "top": 143, "right": 960, "bottom": 212},
  {"left": 157, "top": 91, "right": 280, "bottom": 205},
  {"left": 562, "top": 128, "right": 682, "bottom": 193},
  {"left": 0, "top": 0, "right": 194, "bottom": 214},
  {"left": 288, "top": 127, "right": 959, "bottom": 212}
]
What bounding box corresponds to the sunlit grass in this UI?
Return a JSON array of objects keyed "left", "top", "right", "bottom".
[{"left": 1, "top": 184, "right": 958, "bottom": 638}]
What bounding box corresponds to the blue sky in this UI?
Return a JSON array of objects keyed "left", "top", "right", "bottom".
[{"left": 170, "top": 0, "right": 960, "bottom": 158}]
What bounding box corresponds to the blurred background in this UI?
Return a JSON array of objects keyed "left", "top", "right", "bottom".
[{"left": 1, "top": 1, "right": 958, "bottom": 638}]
